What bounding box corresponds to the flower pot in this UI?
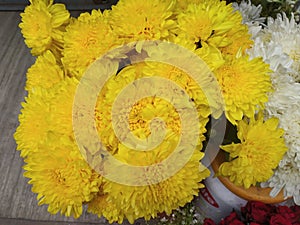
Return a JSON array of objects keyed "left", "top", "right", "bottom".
[
  {"left": 211, "top": 151, "right": 285, "bottom": 204},
  {"left": 195, "top": 163, "right": 247, "bottom": 223},
  {"left": 195, "top": 151, "right": 286, "bottom": 223}
]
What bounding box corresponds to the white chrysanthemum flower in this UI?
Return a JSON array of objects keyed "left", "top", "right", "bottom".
[
  {"left": 265, "top": 82, "right": 300, "bottom": 116},
  {"left": 262, "top": 13, "right": 300, "bottom": 81},
  {"left": 262, "top": 158, "right": 300, "bottom": 205},
  {"left": 268, "top": 16, "right": 300, "bottom": 80},
  {"left": 266, "top": 12, "right": 298, "bottom": 33},
  {"left": 278, "top": 104, "right": 300, "bottom": 164},
  {"left": 232, "top": 0, "right": 265, "bottom": 24},
  {"left": 247, "top": 37, "right": 294, "bottom": 75},
  {"left": 279, "top": 144, "right": 300, "bottom": 169},
  {"left": 232, "top": 0, "right": 264, "bottom": 37},
  {"left": 248, "top": 12, "right": 300, "bottom": 87}
]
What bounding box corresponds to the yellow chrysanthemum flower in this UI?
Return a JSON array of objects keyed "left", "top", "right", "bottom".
[
  {"left": 102, "top": 150, "right": 209, "bottom": 224},
  {"left": 194, "top": 43, "right": 225, "bottom": 72},
  {"left": 16, "top": 77, "right": 101, "bottom": 218},
  {"left": 14, "top": 88, "right": 53, "bottom": 158},
  {"left": 23, "top": 134, "right": 102, "bottom": 218},
  {"left": 176, "top": 0, "right": 243, "bottom": 50},
  {"left": 220, "top": 25, "right": 253, "bottom": 56},
  {"left": 215, "top": 55, "right": 272, "bottom": 124},
  {"left": 109, "top": 0, "right": 177, "bottom": 44},
  {"left": 62, "top": 9, "right": 121, "bottom": 78},
  {"left": 88, "top": 192, "right": 125, "bottom": 224},
  {"left": 95, "top": 64, "right": 141, "bottom": 154},
  {"left": 95, "top": 61, "right": 214, "bottom": 157},
  {"left": 47, "top": 77, "right": 79, "bottom": 136},
  {"left": 141, "top": 61, "right": 217, "bottom": 119},
  {"left": 25, "top": 50, "right": 64, "bottom": 92},
  {"left": 218, "top": 113, "right": 287, "bottom": 188},
  {"left": 19, "top": 0, "right": 70, "bottom": 56},
  {"left": 175, "top": 0, "right": 207, "bottom": 12},
  {"left": 14, "top": 77, "right": 78, "bottom": 158}
]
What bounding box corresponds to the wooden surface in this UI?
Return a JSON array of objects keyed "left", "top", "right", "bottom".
[{"left": 0, "top": 11, "right": 150, "bottom": 225}]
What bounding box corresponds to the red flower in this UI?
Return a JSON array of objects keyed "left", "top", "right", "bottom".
[
  {"left": 203, "top": 218, "right": 217, "bottom": 225},
  {"left": 291, "top": 205, "right": 300, "bottom": 213},
  {"left": 270, "top": 214, "right": 293, "bottom": 225},
  {"left": 219, "top": 211, "right": 244, "bottom": 225},
  {"left": 231, "top": 220, "right": 245, "bottom": 225},
  {"left": 242, "top": 201, "right": 275, "bottom": 224},
  {"left": 291, "top": 205, "right": 300, "bottom": 223},
  {"left": 275, "top": 205, "right": 300, "bottom": 223},
  {"left": 204, "top": 202, "right": 300, "bottom": 225},
  {"left": 276, "top": 205, "right": 293, "bottom": 214}
]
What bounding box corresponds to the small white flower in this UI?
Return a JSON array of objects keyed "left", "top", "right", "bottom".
[{"left": 160, "top": 217, "right": 168, "bottom": 222}]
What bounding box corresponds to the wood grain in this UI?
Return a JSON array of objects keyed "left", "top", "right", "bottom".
[{"left": 0, "top": 11, "right": 151, "bottom": 225}]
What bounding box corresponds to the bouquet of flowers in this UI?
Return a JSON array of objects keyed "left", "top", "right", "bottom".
[
  {"left": 15, "top": 0, "right": 299, "bottom": 224},
  {"left": 204, "top": 201, "right": 300, "bottom": 225}
]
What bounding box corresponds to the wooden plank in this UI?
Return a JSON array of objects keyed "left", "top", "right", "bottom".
[{"left": 0, "top": 11, "right": 33, "bottom": 218}]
